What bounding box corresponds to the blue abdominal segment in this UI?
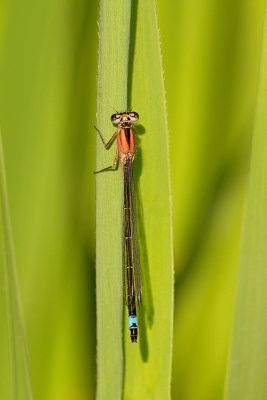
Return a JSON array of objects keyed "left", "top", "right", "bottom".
[{"left": 128, "top": 315, "right": 137, "bottom": 329}]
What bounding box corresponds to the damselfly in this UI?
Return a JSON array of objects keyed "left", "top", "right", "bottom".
[{"left": 94, "top": 111, "right": 142, "bottom": 343}]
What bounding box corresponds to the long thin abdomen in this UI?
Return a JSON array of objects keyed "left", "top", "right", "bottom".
[{"left": 124, "top": 159, "right": 138, "bottom": 343}]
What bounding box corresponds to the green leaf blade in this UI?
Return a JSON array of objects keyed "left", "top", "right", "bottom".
[
  {"left": 96, "top": 0, "right": 173, "bottom": 398},
  {"left": 0, "top": 133, "right": 33, "bottom": 400},
  {"left": 96, "top": 0, "right": 131, "bottom": 399},
  {"left": 123, "top": 1, "right": 173, "bottom": 398},
  {"left": 225, "top": 4, "right": 267, "bottom": 399}
]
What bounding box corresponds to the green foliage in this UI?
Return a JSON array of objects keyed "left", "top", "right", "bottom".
[
  {"left": 0, "top": 133, "right": 33, "bottom": 399},
  {"left": 158, "top": 0, "right": 265, "bottom": 398},
  {"left": 0, "top": 1, "right": 97, "bottom": 399},
  {"left": 123, "top": 1, "right": 173, "bottom": 399},
  {"left": 95, "top": 1, "right": 173, "bottom": 398},
  {"left": 225, "top": 5, "right": 267, "bottom": 399},
  {"left": 95, "top": 1, "right": 131, "bottom": 398},
  {"left": 0, "top": 0, "right": 266, "bottom": 399}
]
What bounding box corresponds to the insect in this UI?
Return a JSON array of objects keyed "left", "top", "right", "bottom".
[{"left": 94, "top": 111, "right": 142, "bottom": 342}]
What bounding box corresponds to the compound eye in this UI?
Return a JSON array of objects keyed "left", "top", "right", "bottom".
[
  {"left": 111, "top": 114, "right": 121, "bottom": 124},
  {"left": 129, "top": 112, "right": 139, "bottom": 122}
]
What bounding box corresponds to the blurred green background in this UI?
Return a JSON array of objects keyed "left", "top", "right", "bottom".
[{"left": 0, "top": 0, "right": 264, "bottom": 399}]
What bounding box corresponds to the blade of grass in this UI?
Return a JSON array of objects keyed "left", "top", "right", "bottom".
[
  {"left": 123, "top": 0, "right": 174, "bottom": 398},
  {"left": 0, "top": 2, "right": 98, "bottom": 398},
  {"left": 224, "top": 4, "right": 267, "bottom": 399},
  {"left": 95, "top": 0, "right": 131, "bottom": 399},
  {"left": 0, "top": 132, "right": 33, "bottom": 400}
]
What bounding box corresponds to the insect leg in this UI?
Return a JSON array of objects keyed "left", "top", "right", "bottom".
[
  {"left": 94, "top": 126, "right": 117, "bottom": 148},
  {"left": 94, "top": 147, "right": 119, "bottom": 174}
]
